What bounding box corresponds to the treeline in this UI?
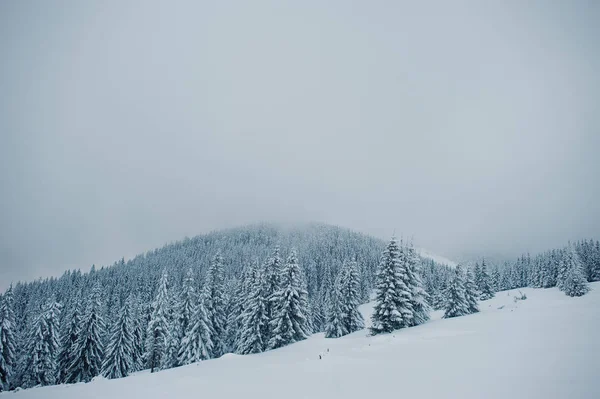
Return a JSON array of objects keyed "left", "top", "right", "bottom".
[{"left": 0, "top": 224, "right": 597, "bottom": 392}]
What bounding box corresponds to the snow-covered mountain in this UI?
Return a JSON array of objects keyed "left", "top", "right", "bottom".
[{"left": 8, "top": 283, "right": 599, "bottom": 399}]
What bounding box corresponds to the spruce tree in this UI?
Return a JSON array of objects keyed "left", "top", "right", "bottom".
[
  {"left": 338, "top": 260, "right": 365, "bottom": 334},
  {"left": 473, "top": 262, "right": 482, "bottom": 293},
  {"left": 204, "top": 253, "right": 226, "bottom": 358},
  {"left": 0, "top": 287, "right": 17, "bottom": 391},
  {"left": 268, "top": 249, "right": 311, "bottom": 349},
  {"left": 178, "top": 295, "right": 213, "bottom": 365},
  {"left": 490, "top": 267, "right": 501, "bottom": 292},
  {"left": 145, "top": 271, "right": 170, "bottom": 373},
  {"left": 57, "top": 299, "right": 81, "bottom": 383},
  {"left": 324, "top": 278, "right": 345, "bottom": 338},
  {"left": 464, "top": 269, "right": 479, "bottom": 314},
  {"left": 67, "top": 283, "right": 105, "bottom": 383},
  {"left": 443, "top": 266, "right": 469, "bottom": 319},
  {"left": 371, "top": 237, "right": 412, "bottom": 335},
  {"left": 589, "top": 241, "right": 600, "bottom": 281},
  {"left": 478, "top": 259, "right": 494, "bottom": 300},
  {"left": 130, "top": 298, "right": 145, "bottom": 372},
  {"left": 162, "top": 292, "right": 181, "bottom": 370},
  {"left": 263, "top": 247, "right": 283, "bottom": 342},
  {"left": 238, "top": 262, "right": 269, "bottom": 354},
  {"left": 101, "top": 298, "right": 134, "bottom": 379},
  {"left": 21, "top": 301, "right": 61, "bottom": 387},
  {"left": 559, "top": 247, "right": 589, "bottom": 297},
  {"left": 405, "top": 243, "right": 430, "bottom": 326}
]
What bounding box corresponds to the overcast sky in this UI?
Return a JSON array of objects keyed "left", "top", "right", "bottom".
[{"left": 1, "top": 0, "right": 599, "bottom": 288}]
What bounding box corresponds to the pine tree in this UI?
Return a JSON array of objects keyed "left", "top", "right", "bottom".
[
  {"left": 0, "top": 286, "right": 17, "bottom": 391},
  {"left": 101, "top": 298, "right": 134, "bottom": 379},
  {"left": 324, "top": 277, "right": 345, "bottom": 338},
  {"left": 57, "top": 299, "right": 81, "bottom": 383},
  {"left": 405, "top": 243, "right": 430, "bottom": 326},
  {"left": 21, "top": 300, "right": 61, "bottom": 387},
  {"left": 590, "top": 241, "right": 600, "bottom": 282},
  {"left": 443, "top": 266, "right": 469, "bottom": 319},
  {"left": 130, "top": 298, "right": 145, "bottom": 372},
  {"left": 178, "top": 295, "right": 213, "bottom": 365},
  {"left": 238, "top": 262, "right": 269, "bottom": 354},
  {"left": 559, "top": 246, "right": 589, "bottom": 297},
  {"left": 464, "top": 269, "right": 479, "bottom": 314},
  {"left": 478, "top": 259, "right": 494, "bottom": 300},
  {"left": 162, "top": 291, "right": 181, "bottom": 370},
  {"left": 338, "top": 260, "right": 365, "bottom": 334},
  {"left": 473, "top": 262, "right": 482, "bottom": 293},
  {"left": 67, "top": 283, "right": 105, "bottom": 383},
  {"left": 262, "top": 247, "right": 283, "bottom": 342},
  {"left": 179, "top": 268, "right": 196, "bottom": 346},
  {"left": 268, "top": 249, "right": 311, "bottom": 349},
  {"left": 145, "top": 271, "right": 170, "bottom": 373},
  {"left": 371, "top": 237, "right": 412, "bottom": 335},
  {"left": 204, "top": 253, "right": 226, "bottom": 358}
]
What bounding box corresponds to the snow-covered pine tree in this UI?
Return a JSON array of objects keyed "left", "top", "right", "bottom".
[
  {"left": 268, "top": 249, "right": 311, "bottom": 349},
  {"left": 324, "top": 275, "right": 345, "bottom": 338},
  {"left": 590, "top": 241, "right": 600, "bottom": 282},
  {"left": 57, "top": 299, "right": 81, "bottom": 383},
  {"left": 203, "top": 253, "right": 226, "bottom": 358},
  {"left": 225, "top": 269, "right": 249, "bottom": 353},
  {"left": 490, "top": 267, "right": 501, "bottom": 292},
  {"left": 162, "top": 290, "right": 181, "bottom": 370},
  {"left": 178, "top": 293, "right": 213, "bottom": 365},
  {"left": 405, "top": 243, "right": 430, "bottom": 326},
  {"left": 464, "top": 269, "right": 479, "bottom": 314},
  {"left": 21, "top": 300, "right": 61, "bottom": 387},
  {"left": 443, "top": 265, "right": 469, "bottom": 319},
  {"left": 130, "top": 297, "right": 145, "bottom": 372},
  {"left": 0, "top": 286, "right": 17, "bottom": 391},
  {"left": 222, "top": 278, "right": 238, "bottom": 353},
  {"left": 178, "top": 268, "right": 196, "bottom": 348},
  {"left": 101, "top": 297, "right": 134, "bottom": 379},
  {"left": 237, "top": 261, "right": 269, "bottom": 354},
  {"left": 473, "top": 262, "right": 482, "bottom": 294},
  {"left": 145, "top": 271, "right": 170, "bottom": 373},
  {"left": 314, "top": 262, "right": 334, "bottom": 333},
  {"left": 262, "top": 247, "right": 283, "bottom": 342},
  {"left": 67, "top": 282, "right": 105, "bottom": 383},
  {"left": 559, "top": 246, "right": 589, "bottom": 297},
  {"left": 478, "top": 259, "right": 494, "bottom": 300},
  {"left": 338, "top": 260, "right": 365, "bottom": 334},
  {"left": 370, "top": 237, "right": 412, "bottom": 335}
]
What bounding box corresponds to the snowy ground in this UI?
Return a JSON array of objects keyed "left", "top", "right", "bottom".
[{"left": 5, "top": 283, "right": 599, "bottom": 399}]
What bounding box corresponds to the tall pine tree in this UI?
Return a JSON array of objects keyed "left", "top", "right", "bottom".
[
  {"left": 338, "top": 260, "right": 365, "bottom": 334},
  {"left": 443, "top": 266, "right": 469, "bottom": 319},
  {"left": 204, "top": 253, "right": 226, "bottom": 358},
  {"left": 268, "top": 249, "right": 311, "bottom": 349},
  {"left": 67, "top": 283, "right": 104, "bottom": 383},
  {"left": 371, "top": 237, "right": 412, "bottom": 335},
  {"left": 101, "top": 298, "right": 134, "bottom": 379},
  {"left": 0, "top": 287, "right": 17, "bottom": 391},
  {"left": 145, "top": 271, "right": 170, "bottom": 373}
]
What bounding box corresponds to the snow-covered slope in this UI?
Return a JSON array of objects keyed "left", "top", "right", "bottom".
[{"left": 7, "top": 284, "right": 599, "bottom": 399}]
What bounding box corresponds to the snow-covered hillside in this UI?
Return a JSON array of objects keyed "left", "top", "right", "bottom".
[{"left": 7, "top": 283, "right": 598, "bottom": 399}]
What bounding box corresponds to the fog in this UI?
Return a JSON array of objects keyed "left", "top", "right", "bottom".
[{"left": 1, "top": 1, "right": 599, "bottom": 288}]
